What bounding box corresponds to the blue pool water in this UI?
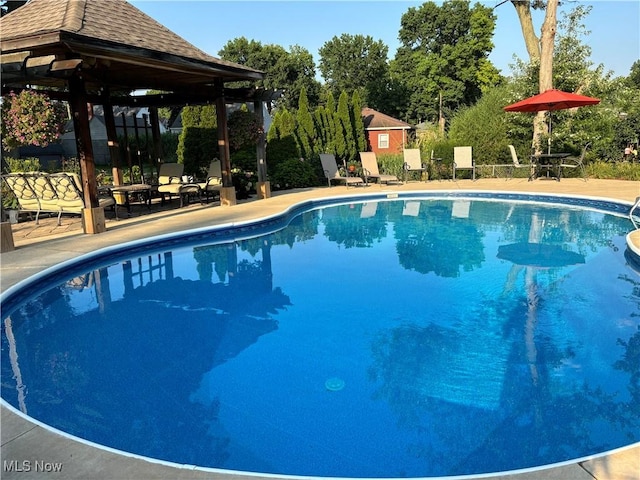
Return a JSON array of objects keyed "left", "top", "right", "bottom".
[{"left": 2, "top": 194, "right": 640, "bottom": 478}]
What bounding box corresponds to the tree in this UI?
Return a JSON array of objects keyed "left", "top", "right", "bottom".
[
  {"left": 391, "top": 0, "right": 499, "bottom": 125},
  {"left": 295, "top": 87, "right": 315, "bottom": 159},
  {"left": 218, "top": 38, "right": 321, "bottom": 111},
  {"left": 176, "top": 104, "right": 217, "bottom": 176},
  {"left": 335, "top": 91, "right": 354, "bottom": 162},
  {"left": 318, "top": 34, "right": 389, "bottom": 105},
  {"left": 350, "top": 91, "right": 367, "bottom": 154},
  {"left": 628, "top": 60, "right": 640, "bottom": 89},
  {"left": 266, "top": 108, "right": 300, "bottom": 174},
  {"left": 503, "top": 0, "right": 559, "bottom": 153}
]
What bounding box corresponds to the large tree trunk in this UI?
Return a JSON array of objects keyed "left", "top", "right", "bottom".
[
  {"left": 510, "top": 0, "right": 559, "bottom": 154},
  {"left": 536, "top": 0, "right": 559, "bottom": 154},
  {"left": 511, "top": 1, "right": 540, "bottom": 62}
]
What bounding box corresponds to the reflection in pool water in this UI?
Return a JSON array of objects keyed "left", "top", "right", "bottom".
[{"left": 2, "top": 196, "right": 639, "bottom": 478}]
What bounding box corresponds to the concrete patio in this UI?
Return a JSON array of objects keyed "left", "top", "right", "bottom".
[{"left": 1, "top": 177, "right": 639, "bottom": 479}]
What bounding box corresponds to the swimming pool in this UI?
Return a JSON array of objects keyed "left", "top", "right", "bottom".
[{"left": 2, "top": 192, "right": 639, "bottom": 478}]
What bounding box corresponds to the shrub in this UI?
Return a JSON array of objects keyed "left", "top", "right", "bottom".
[
  {"left": 3, "top": 156, "right": 41, "bottom": 173},
  {"left": 266, "top": 135, "right": 300, "bottom": 175},
  {"left": 376, "top": 153, "right": 404, "bottom": 179},
  {"left": 270, "top": 158, "right": 319, "bottom": 190}
]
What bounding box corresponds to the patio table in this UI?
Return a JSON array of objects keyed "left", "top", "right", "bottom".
[
  {"left": 110, "top": 183, "right": 152, "bottom": 214},
  {"left": 531, "top": 153, "right": 571, "bottom": 181}
]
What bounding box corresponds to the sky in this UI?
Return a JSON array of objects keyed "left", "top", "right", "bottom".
[{"left": 129, "top": 0, "right": 640, "bottom": 79}]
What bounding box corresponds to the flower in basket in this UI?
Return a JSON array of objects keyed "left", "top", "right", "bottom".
[{"left": 1, "top": 90, "right": 67, "bottom": 150}]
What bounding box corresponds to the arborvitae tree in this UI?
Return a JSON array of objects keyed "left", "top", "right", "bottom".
[
  {"left": 314, "top": 107, "right": 331, "bottom": 154},
  {"left": 325, "top": 93, "right": 338, "bottom": 156},
  {"left": 296, "top": 87, "right": 315, "bottom": 159},
  {"left": 266, "top": 107, "right": 300, "bottom": 173},
  {"left": 351, "top": 90, "right": 367, "bottom": 154},
  {"left": 335, "top": 91, "right": 355, "bottom": 162},
  {"left": 177, "top": 104, "right": 217, "bottom": 176}
]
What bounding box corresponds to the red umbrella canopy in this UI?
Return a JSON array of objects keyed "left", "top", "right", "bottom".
[{"left": 504, "top": 89, "right": 600, "bottom": 112}]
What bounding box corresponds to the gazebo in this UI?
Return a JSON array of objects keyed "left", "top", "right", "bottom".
[{"left": 1, "top": 0, "right": 268, "bottom": 235}]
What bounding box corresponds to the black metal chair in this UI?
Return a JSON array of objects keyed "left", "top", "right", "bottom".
[{"left": 559, "top": 142, "right": 590, "bottom": 181}]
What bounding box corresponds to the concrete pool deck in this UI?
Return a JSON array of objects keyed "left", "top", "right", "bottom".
[{"left": 1, "top": 177, "right": 639, "bottom": 480}]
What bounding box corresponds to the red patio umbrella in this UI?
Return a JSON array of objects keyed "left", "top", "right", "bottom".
[{"left": 504, "top": 89, "right": 600, "bottom": 152}]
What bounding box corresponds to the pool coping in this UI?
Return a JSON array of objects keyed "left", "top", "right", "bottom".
[{"left": 2, "top": 180, "right": 640, "bottom": 480}]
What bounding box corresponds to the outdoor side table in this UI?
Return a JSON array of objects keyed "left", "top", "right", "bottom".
[{"left": 110, "top": 184, "right": 152, "bottom": 215}]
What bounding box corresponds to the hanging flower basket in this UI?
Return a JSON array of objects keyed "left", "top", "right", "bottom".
[{"left": 1, "top": 90, "right": 67, "bottom": 150}]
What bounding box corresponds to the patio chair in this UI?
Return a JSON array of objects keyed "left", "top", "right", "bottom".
[
  {"left": 48, "top": 172, "right": 117, "bottom": 218},
  {"left": 3, "top": 172, "right": 118, "bottom": 225},
  {"left": 559, "top": 142, "right": 590, "bottom": 181},
  {"left": 157, "top": 163, "right": 201, "bottom": 207},
  {"left": 403, "top": 149, "right": 426, "bottom": 182},
  {"left": 509, "top": 145, "right": 536, "bottom": 181},
  {"left": 197, "top": 158, "right": 223, "bottom": 202},
  {"left": 319, "top": 154, "right": 365, "bottom": 187},
  {"left": 359, "top": 152, "right": 401, "bottom": 185},
  {"left": 453, "top": 146, "right": 475, "bottom": 181}
]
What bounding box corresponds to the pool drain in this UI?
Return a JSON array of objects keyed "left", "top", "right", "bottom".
[{"left": 325, "top": 377, "right": 345, "bottom": 391}]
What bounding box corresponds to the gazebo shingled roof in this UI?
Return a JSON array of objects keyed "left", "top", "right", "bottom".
[
  {"left": 1, "top": 0, "right": 264, "bottom": 94},
  {"left": 0, "top": 0, "right": 268, "bottom": 238}
]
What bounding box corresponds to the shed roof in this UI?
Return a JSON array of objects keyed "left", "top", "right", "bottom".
[
  {"left": 362, "top": 107, "right": 413, "bottom": 130},
  {"left": 1, "top": 0, "right": 264, "bottom": 95}
]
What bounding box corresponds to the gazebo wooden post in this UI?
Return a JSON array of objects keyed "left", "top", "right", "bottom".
[
  {"left": 132, "top": 113, "right": 144, "bottom": 183},
  {"left": 102, "top": 91, "right": 123, "bottom": 186},
  {"left": 254, "top": 99, "right": 270, "bottom": 199},
  {"left": 68, "top": 74, "right": 106, "bottom": 234},
  {"left": 121, "top": 112, "right": 134, "bottom": 182},
  {"left": 215, "top": 79, "right": 236, "bottom": 206},
  {"left": 149, "top": 107, "right": 163, "bottom": 178}
]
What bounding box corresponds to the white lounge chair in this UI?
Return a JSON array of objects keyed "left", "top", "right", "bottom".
[
  {"left": 319, "top": 154, "right": 365, "bottom": 187},
  {"left": 509, "top": 144, "right": 535, "bottom": 181},
  {"left": 359, "top": 151, "right": 400, "bottom": 185},
  {"left": 403, "top": 149, "right": 427, "bottom": 182},
  {"left": 453, "top": 146, "right": 475, "bottom": 181}
]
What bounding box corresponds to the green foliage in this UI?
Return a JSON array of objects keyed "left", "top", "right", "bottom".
[
  {"left": 270, "top": 158, "right": 319, "bottom": 190},
  {"left": 376, "top": 153, "right": 405, "bottom": 179},
  {"left": 228, "top": 107, "right": 261, "bottom": 151},
  {"left": 627, "top": 60, "right": 640, "bottom": 89},
  {"left": 266, "top": 108, "right": 300, "bottom": 174},
  {"left": 295, "top": 87, "right": 315, "bottom": 159},
  {"left": 219, "top": 37, "right": 321, "bottom": 110},
  {"left": 351, "top": 91, "right": 367, "bottom": 154},
  {"left": 3, "top": 156, "right": 41, "bottom": 173},
  {"left": 161, "top": 132, "right": 179, "bottom": 164},
  {"left": 587, "top": 161, "right": 640, "bottom": 181},
  {"left": 391, "top": 0, "right": 498, "bottom": 124},
  {"left": 177, "top": 105, "right": 217, "bottom": 176},
  {"left": 335, "top": 91, "right": 354, "bottom": 162},
  {"left": 318, "top": 33, "right": 389, "bottom": 104},
  {"left": 1, "top": 90, "right": 67, "bottom": 150},
  {"left": 448, "top": 85, "right": 513, "bottom": 165},
  {"left": 231, "top": 145, "right": 257, "bottom": 171}
]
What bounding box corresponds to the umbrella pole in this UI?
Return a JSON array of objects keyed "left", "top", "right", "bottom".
[{"left": 548, "top": 112, "right": 552, "bottom": 154}]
